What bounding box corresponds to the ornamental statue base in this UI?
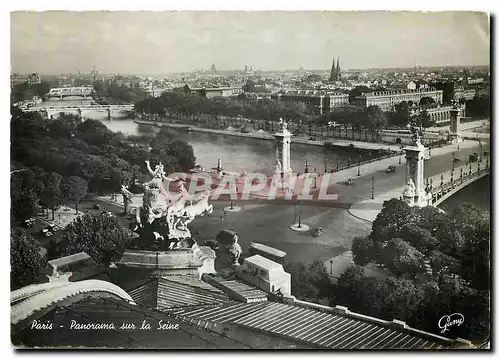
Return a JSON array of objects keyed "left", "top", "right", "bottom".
[{"left": 115, "top": 245, "right": 216, "bottom": 279}]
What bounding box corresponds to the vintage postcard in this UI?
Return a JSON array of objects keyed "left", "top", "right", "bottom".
[{"left": 10, "top": 10, "right": 490, "bottom": 349}]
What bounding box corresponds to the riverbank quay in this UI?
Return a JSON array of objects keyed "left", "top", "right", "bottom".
[{"left": 133, "top": 119, "right": 402, "bottom": 151}]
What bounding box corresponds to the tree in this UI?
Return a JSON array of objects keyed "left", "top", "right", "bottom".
[
  {"left": 419, "top": 97, "right": 436, "bottom": 107},
  {"left": 352, "top": 236, "right": 375, "bottom": 265},
  {"left": 58, "top": 212, "right": 129, "bottom": 266},
  {"left": 399, "top": 224, "right": 439, "bottom": 255},
  {"left": 11, "top": 229, "right": 47, "bottom": 290},
  {"left": 40, "top": 172, "right": 63, "bottom": 220},
  {"left": 11, "top": 185, "right": 39, "bottom": 221},
  {"left": 381, "top": 238, "right": 426, "bottom": 279},
  {"left": 371, "top": 199, "right": 417, "bottom": 243},
  {"left": 61, "top": 176, "right": 88, "bottom": 214}
]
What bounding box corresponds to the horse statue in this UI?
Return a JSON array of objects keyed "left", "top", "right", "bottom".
[{"left": 179, "top": 190, "right": 214, "bottom": 229}]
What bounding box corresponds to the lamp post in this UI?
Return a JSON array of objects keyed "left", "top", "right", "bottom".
[
  {"left": 357, "top": 156, "right": 361, "bottom": 176},
  {"left": 479, "top": 140, "right": 483, "bottom": 162},
  {"left": 297, "top": 200, "right": 302, "bottom": 229},
  {"left": 450, "top": 169, "right": 454, "bottom": 186},
  {"left": 371, "top": 176, "right": 375, "bottom": 199}
]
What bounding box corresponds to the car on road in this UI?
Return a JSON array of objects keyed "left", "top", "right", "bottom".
[
  {"left": 40, "top": 228, "right": 53, "bottom": 237},
  {"left": 386, "top": 165, "right": 396, "bottom": 173},
  {"left": 23, "top": 218, "right": 35, "bottom": 228},
  {"left": 345, "top": 178, "right": 356, "bottom": 186},
  {"left": 311, "top": 227, "right": 323, "bottom": 237},
  {"left": 46, "top": 224, "right": 60, "bottom": 232}
]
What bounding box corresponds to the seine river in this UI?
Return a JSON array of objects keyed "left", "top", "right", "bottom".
[{"left": 99, "top": 118, "right": 357, "bottom": 174}]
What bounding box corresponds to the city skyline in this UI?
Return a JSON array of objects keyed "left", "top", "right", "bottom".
[{"left": 11, "top": 11, "right": 490, "bottom": 75}]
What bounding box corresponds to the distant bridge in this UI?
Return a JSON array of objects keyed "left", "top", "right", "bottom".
[
  {"left": 46, "top": 87, "right": 94, "bottom": 99},
  {"left": 23, "top": 104, "right": 135, "bottom": 120}
]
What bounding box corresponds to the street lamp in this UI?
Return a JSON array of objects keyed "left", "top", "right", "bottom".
[
  {"left": 479, "top": 140, "right": 483, "bottom": 162},
  {"left": 296, "top": 200, "right": 302, "bottom": 229},
  {"left": 371, "top": 176, "right": 375, "bottom": 199}
]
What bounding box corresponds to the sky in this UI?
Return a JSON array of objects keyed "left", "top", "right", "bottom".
[{"left": 10, "top": 11, "right": 490, "bottom": 75}]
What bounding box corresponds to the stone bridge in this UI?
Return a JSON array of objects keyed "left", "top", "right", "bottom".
[
  {"left": 25, "top": 104, "right": 135, "bottom": 120},
  {"left": 430, "top": 161, "right": 490, "bottom": 206}
]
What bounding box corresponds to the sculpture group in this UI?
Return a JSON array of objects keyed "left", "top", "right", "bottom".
[{"left": 125, "top": 160, "right": 213, "bottom": 249}]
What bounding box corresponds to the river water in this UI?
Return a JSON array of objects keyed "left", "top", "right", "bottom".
[{"left": 100, "top": 118, "right": 358, "bottom": 174}]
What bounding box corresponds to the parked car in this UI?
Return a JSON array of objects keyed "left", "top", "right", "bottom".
[
  {"left": 386, "top": 165, "right": 396, "bottom": 173},
  {"left": 345, "top": 178, "right": 355, "bottom": 186},
  {"left": 40, "top": 228, "right": 53, "bottom": 237},
  {"left": 23, "top": 218, "right": 35, "bottom": 228},
  {"left": 46, "top": 224, "right": 60, "bottom": 232},
  {"left": 311, "top": 227, "right": 323, "bottom": 237}
]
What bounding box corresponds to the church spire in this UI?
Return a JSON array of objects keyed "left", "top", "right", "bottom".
[
  {"left": 329, "top": 56, "right": 337, "bottom": 81},
  {"left": 336, "top": 57, "right": 340, "bottom": 72}
]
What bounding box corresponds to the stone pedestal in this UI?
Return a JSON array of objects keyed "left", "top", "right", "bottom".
[
  {"left": 274, "top": 123, "right": 293, "bottom": 175},
  {"left": 116, "top": 245, "right": 216, "bottom": 279},
  {"left": 404, "top": 141, "right": 431, "bottom": 207},
  {"left": 449, "top": 107, "right": 464, "bottom": 144}
]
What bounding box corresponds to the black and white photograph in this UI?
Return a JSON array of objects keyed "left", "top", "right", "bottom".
[{"left": 8, "top": 9, "right": 491, "bottom": 350}]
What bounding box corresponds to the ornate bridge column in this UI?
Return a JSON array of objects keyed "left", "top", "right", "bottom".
[
  {"left": 449, "top": 104, "right": 464, "bottom": 143},
  {"left": 403, "top": 138, "right": 430, "bottom": 207},
  {"left": 274, "top": 118, "right": 293, "bottom": 174}
]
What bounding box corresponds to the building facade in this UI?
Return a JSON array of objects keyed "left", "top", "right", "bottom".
[
  {"left": 453, "top": 87, "right": 476, "bottom": 101},
  {"left": 271, "top": 92, "right": 349, "bottom": 114},
  {"left": 427, "top": 105, "right": 466, "bottom": 124},
  {"left": 355, "top": 89, "right": 444, "bottom": 110},
  {"left": 184, "top": 84, "right": 243, "bottom": 98}
]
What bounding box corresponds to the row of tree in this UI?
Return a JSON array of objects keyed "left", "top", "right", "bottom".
[
  {"left": 11, "top": 110, "right": 196, "bottom": 222},
  {"left": 135, "top": 91, "right": 313, "bottom": 124}
]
